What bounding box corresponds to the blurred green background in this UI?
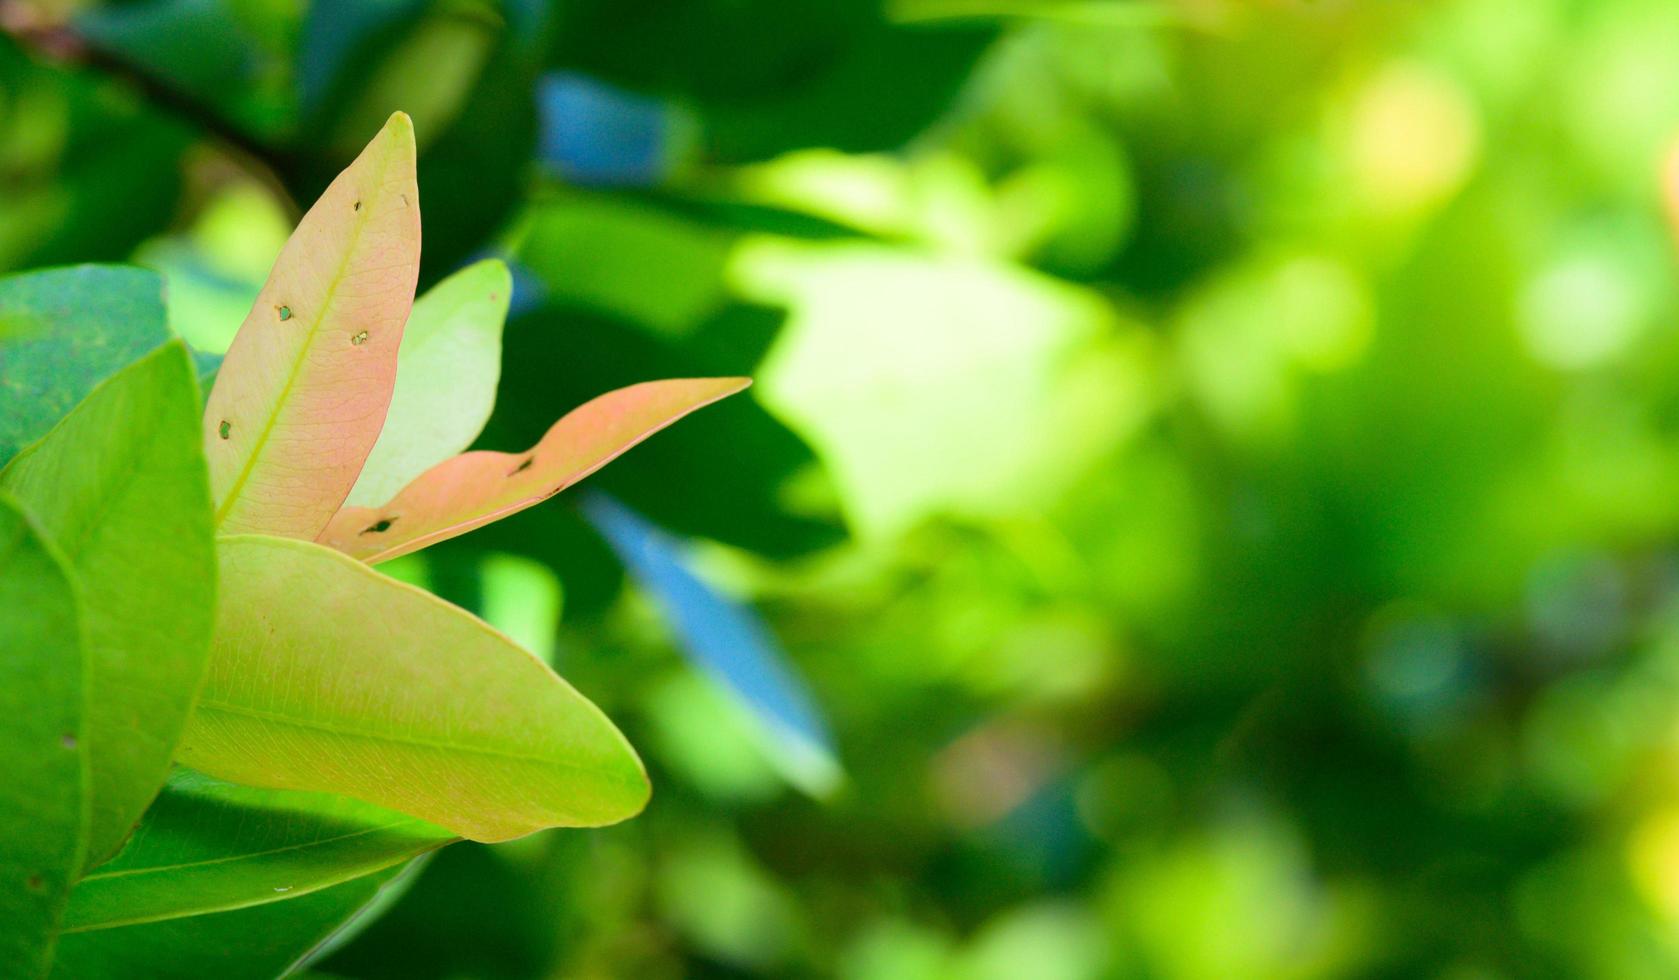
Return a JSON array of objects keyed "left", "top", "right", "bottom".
[{"left": 12, "top": 0, "right": 1679, "bottom": 975}]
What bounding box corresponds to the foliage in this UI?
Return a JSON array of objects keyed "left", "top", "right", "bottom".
[
  {"left": 11, "top": 0, "right": 1679, "bottom": 977},
  {"left": 0, "top": 110, "right": 740, "bottom": 973}
]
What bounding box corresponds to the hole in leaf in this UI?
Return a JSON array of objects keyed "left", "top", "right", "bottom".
[
  {"left": 360, "top": 518, "right": 396, "bottom": 535},
  {"left": 508, "top": 457, "right": 534, "bottom": 476},
  {"left": 353, "top": 201, "right": 362, "bottom": 211},
  {"left": 218, "top": 420, "right": 231, "bottom": 440},
  {"left": 277, "top": 305, "right": 293, "bottom": 321},
  {"left": 351, "top": 330, "right": 369, "bottom": 346}
]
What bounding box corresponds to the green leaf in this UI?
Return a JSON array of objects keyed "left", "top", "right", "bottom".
[
  {"left": 62, "top": 769, "right": 451, "bottom": 933},
  {"left": 205, "top": 112, "right": 420, "bottom": 540},
  {"left": 1, "top": 341, "right": 217, "bottom": 870},
  {"left": 345, "top": 258, "right": 511, "bottom": 507},
  {"left": 178, "top": 535, "right": 650, "bottom": 842},
  {"left": 0, "top": 265, "right": 170, "bottom": 465},
  {"left": 0, "top": 496, "right": 84, "bottom": 977},
  {"left": 50, "top": 864, "right": 410, "bottom": 980}
]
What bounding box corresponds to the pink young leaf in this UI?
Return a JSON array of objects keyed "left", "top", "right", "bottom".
[
  {"left": 317, "top": 377, "right": 750, "bottom": 563},
  {"left": 204, "top": 112, "right": 421, "bottom": 539}
]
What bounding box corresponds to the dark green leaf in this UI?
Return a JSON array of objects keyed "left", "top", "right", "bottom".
[
  {"left": 62, "top": 769, "right": 451, "bottom": 933},
  {"left": 50, "top": 865, "right": 411, "bottom": 980}
]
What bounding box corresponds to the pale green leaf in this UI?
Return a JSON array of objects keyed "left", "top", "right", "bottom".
[
  {"left": 1, "top": 341, "right": 217, "bottom": 869},
  {"left": 178, "top": 535, "right": 650, "bottom": 842},
  {"left": 0, "top": 496, "right": 84, "bottom": 976},
  {"left": 61, "top": 769, "right": 451, "bottom": 933},
  {"left": 345, "top": 258, "right": 510, "bottom": 507}
]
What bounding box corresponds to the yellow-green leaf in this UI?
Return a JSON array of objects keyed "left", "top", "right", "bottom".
[
  {"left": 205, "top": 112, "right": 421, "bottom": 540},
  {"left": 0, "top": 496, "right": 84, "bottom": 976},
  {"left": 177, "top": 535, "right": 650, "bottom": 842}
]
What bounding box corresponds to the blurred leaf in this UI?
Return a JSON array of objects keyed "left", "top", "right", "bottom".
[
  {"left": 297, "top": 0, "right": 428, "bottom": 120},
  {"left": 0, "top": 265, "right": 170, "bottom": 464},
  {"left": 699, "top": 23, "right": 995, "bottom": 162},
  {"left": 584, "top": 493, "right": 840, "bottom": 795},
  {"left": 50, "top": 864, "right": 409, "bottom": 980},
  {"left": 191, "top": 348, "right": 222, "bottom": 392},
  {"left": 320, "top": 377, "right": 748, "bottom": 563},
  {"left": 735, "top": 240, "right": 1136, "bottom": 536},
  {"left": 451, "top": 502, "right": 625, "bottom": 618},
  {"left": 325, "top": 1, "right": 500, "bottom": 158},
  {"left": 293, "top": 0, "right": 545, "bottom": 284},
  {"left": 548, "top": 0, "right": 992, "bottom": 160},
  {"left": 135, "top": 182, "right": 292, "bottom": 357},
  {"left": 0, "top": 496, "right": 83, "bottom": 976},
  {"left": 1, "top": 342, "right": 215, "bottom": 869},
  {"left": 62, "top": 769, "right": 450, "bottom": 932},
  {"left": 177, "top": 534, "right": 650, "bottom": 841},
  {"left": 478, "top": 552, "right": 564, "bottom": 666},
  {"left": 888, "top": 0, "right": 1173, "bottom": 26},
  {"left": 314, "top": 838, "right": 572, "bottom": 978},
  {"left": 74, "top": 0, "right": 300, "bottom": 140},
  {"left": 537, "top": 71, "right": 687, "bottom": 184},
  {"left": 409, "top": 6, "right": 546, "bottom": 283},
  {"left": 0, "top": 39, "right": 192, "bottom": 271},
  {"left": 347, "top": 258, "right": 511, "bottom": 507},
  {"left": 206, "top": 112, "right": 419, "bottom": 540},
  {"left": 518, "top": 192, "right": 737, "bottom": 335}
]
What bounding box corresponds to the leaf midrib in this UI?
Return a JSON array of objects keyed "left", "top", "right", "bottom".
[
  {"left": 194, "top": 698, "right": 640, "bottom": 785},
  {"left": 77, "top": 820, "right": 425, "bottom": 884}
]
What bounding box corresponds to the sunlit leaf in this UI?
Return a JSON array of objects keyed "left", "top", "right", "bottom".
[
  {"left": 177, "top": 535, "right": 650, "bottom": 842},
  {"left": 318, "top": 377, "right": 748, "bottom": 564},
  {"left": 583, "top": 493, "right": 840, "bottom": 796},
  {"left": 0, "top": 265, "right": 170, "bottom": 465},
  {"left": 50, "top": 864, "right": 410, "bottom": 980},
  {"left": 1, "top": 341, "right": 215, "bottom": 869},
  {"left": 205, "top": 112, "right": 420, "bottom": 540},
  {"left": 346, "top": 259, "right": 510, "bottom": 507},
  {"left": 0, "top": 496, "right": 83, "bottom": 975},
  {"left": 62, "top": 769, "right": 451, "bottom": 933}
]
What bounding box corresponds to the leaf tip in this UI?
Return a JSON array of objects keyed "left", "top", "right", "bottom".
[{"left": 382, "top": 110, "right": 417, "bottom": 151}]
